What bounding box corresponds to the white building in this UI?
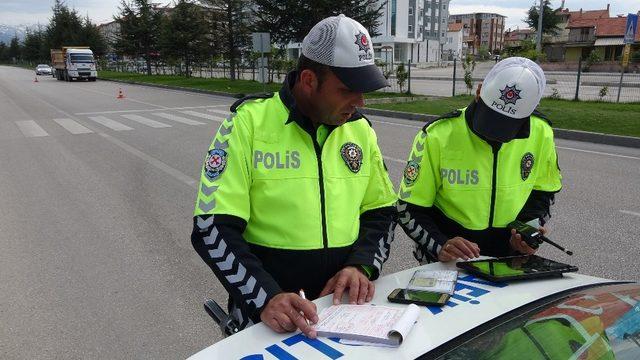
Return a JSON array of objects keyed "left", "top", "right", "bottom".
[
  {"left": 442, "top": 22, "right": 465, "bottom": 60},
  {"left": 372, "top": 0, "right": 450, "bottom": 64}
]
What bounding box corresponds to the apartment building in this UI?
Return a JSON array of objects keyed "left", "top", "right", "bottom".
[
  {"left": 372, "top": 0, "right": 451, "bottom": 64},
  {"left": 449, "top": 12, "right": 505, "bottom": 55}
]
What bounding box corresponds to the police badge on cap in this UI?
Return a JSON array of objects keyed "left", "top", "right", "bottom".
[
  {"left": 340, "top": 142, "right": 363, "bottom": 173},
  {"left": 521, "top": 152, "right": 534, "bottom": 180}
]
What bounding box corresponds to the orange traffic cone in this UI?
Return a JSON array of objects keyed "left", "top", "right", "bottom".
[
  {"left": 33, "top": 76, "right": 39, "bottom": 83},
  {"left": 116, "top": 87, "right": 125, "bottom": 99}
]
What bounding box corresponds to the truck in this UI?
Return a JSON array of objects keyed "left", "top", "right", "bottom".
[{"left": 50, "top": 47, "right": 97, "bottom": 82}]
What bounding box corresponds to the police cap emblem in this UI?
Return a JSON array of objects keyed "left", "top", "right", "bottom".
[
  {"left": 404, "top": 160, "right": 420, "bottom": 185},
  {"left": 521, "top": 152, "right": 534, "bottom": 180},
  {"left": 204, "top": 149, "right": 227, "bottom": 181},
  {"left": 340, "top": 142, "right": 363, "bottom": 173}
]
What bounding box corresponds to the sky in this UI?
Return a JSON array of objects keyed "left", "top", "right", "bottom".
[{"left": 0, "top": 0, "right": 638, "bottom": 31}]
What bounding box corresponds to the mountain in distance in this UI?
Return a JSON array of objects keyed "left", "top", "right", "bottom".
[{"left": 0, "top": 24, "right": 37, "bottom": 45}]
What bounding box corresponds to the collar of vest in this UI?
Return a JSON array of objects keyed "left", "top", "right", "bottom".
[
  {"left": 464, "top": 99, "right": 531, "bottom": 143},
  {"left": 278, "top": 71, "right": 367, "bottom": 135}
]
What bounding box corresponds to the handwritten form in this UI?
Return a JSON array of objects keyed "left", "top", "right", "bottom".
[{"left": 313, "top": 304, "right": 420, "bottom": 347}]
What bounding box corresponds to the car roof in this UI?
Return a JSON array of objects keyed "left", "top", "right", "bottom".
[{"left": 188, "top": 261, "right": 617, "bottom": 359}]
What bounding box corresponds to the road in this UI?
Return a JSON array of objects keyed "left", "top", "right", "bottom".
[{"left": 1, "top": 65, "right": 639, "bottom": 359}]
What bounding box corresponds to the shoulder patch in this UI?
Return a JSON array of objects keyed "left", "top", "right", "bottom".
[
  {"left": 230, "top": 92, "right": 275, "bottom": 113},
  {"left": 532, "top": 109, "right": 552, "bottom": 126},
  {"left": 421, "top": 109, "right": 462, "bottom": 132}
]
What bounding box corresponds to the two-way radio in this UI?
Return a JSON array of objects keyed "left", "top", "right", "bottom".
[{"left": 508, "top": 220, "right": 574, "bottom": 256}]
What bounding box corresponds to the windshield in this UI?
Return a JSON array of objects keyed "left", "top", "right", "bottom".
[
  {"left": 37, "top": 64, "right": 49, "bottom": 68},
  {"left": 69, "top": 54, "right": 94, "bottom": 63},
  {"left": 436, "top": 284, "right": 640, "bottom": 360}
]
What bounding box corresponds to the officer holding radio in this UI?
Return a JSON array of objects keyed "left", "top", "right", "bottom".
[{"left": 397, "top": 57, "right": 562, "bottom": 263}]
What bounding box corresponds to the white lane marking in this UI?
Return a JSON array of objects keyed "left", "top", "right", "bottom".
[
  {"left": 153, "top": 113, "right": 205, "bottom": 125},
  {"left": 75, "top": 105, "right": 228, "bottom": 115},
  {"left": 98, "top": 133, "right": 197, "bottom": 188},
  {"left": 16, "top": 120, "right": 48, "bottom": 137},
  {"left": 88, "top": 116, "right": 133, "bottom": 131},
  {"left": 207, "top": 108, "right": 231, "bottom": 117},
  {"left": 53, "top": 118, "right": 93, "bottom": 134},
  {"left": 181, "top": 110, "right": 224, "bottom": 122},
  {"left": 121, "top": 114, "right": 171, "bottom": 128},
  {"left": 556, "top": 146, "right": 640, "bottom": 161},
  {"left": 620, "top": 210, "right": 640, "bottom": 218},
  {"left": 77, "top": 86, "right": 170, "bottom": 109},
  {"left": 382, "top": 155, "right": 405, "bottom": 164},
  {"left": 370, "top": 119, "right": 422, "bottom": 129}
]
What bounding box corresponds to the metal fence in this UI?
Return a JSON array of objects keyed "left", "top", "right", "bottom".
[
  {"left": 100, "top": 60, "right": 291, "bottom": 83},
  {"left": 101, "top": 58, "right": 640, "bottom": 103}
]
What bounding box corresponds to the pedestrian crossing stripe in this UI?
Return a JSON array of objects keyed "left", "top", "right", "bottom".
[{"left": 13, "top": 110, "right": 222, "bottom": 138}]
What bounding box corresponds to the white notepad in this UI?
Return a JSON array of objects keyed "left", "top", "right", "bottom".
[{"left": 313, "top": 304, "right": 420, "bottom": 347}]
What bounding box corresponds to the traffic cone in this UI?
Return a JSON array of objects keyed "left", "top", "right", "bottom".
[
  {"left": 33, "top": 76, "right": 39, "bottom": 83},
  {"left": 116, "top": 87, "right": 125, "bottom": 99}
]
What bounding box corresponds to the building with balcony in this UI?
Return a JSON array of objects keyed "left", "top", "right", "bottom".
[
  {"left": 449, "top": 12, "right": 505, "bottom": 55},
  {"left": 372, "top": 0, "right": 451, "bottom": 64},
  {"left": 503, "top": 28, "right": 534, "bottom": 49}
]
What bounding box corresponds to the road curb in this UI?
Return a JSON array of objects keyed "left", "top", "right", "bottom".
[
  {"left": 101, "top": 77, "right": 640, "bottom": 149},
  {"left": 100, "top": 77, "right": 243, "bottom": 99},
  {"left": 360, "top": 107, "right": 640, "bottom": 149}
]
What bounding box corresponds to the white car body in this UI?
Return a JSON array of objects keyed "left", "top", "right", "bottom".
[{"left": 188, "top": 260, "right": 618, "bottom": 360}]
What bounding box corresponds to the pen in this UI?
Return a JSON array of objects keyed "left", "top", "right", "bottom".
[{"left": 299, "top": 289, "right": 310, "bottom": 325}]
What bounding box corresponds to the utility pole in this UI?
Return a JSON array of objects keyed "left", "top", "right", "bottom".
[{"left": 536, "top": 0, "right": 544, "bottom": 52}]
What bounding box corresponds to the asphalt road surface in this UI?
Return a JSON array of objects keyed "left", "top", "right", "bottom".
[{"left": 1, "top": 66, "right": 639, "bottom": 359}]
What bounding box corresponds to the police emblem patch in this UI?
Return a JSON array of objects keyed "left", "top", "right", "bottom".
[
  {"left": 354, "top": 31, "right": 370, "bottom": 53},
  {"left": 404, "top": 160, "right": 420, "bottom": 185},
  {"left": 340, "top": 142, "right": 363, "bottom": 173},
  {"left": 499, "top": 84, "right": 522, "bottom": 105},
  {"left": 204, "top": 149, "right": 227, "bottom": 181},
  {"left": 521, "top": 152, "right": 534, "bottom": 180}
]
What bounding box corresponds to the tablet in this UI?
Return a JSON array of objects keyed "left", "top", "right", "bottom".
[{"left": 456, "top": 255, "right": 578, "bottom": 282}]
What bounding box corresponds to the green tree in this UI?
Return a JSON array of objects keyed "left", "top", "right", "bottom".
[
  {"left": 462, "top": 54, "right": 476, "bottom": 95},
  {"left": 252, "top": 0, "right": 385, "bottom": 46},
  {"left": 114, "top": 0, "right": 162, "bottom": 75},
  {"left": 45, "top": 1, "right": 105, "bottom": 59},
  {"left": 583, "top": 49, "right": 602, "bottom": 72},
  {"left": 395, "top": 63, "right": 408, "bottom": 93},
  {"left": 159, "top": 0, "right": 209, "bottom": 77},
  {"left": 46, "top": 0, "right": 84, "bottom": 49},
  {"left": 525, "top": 0, "right": 561, "bottom": 36},
  {"left": 0, "top": 42, "right": 8, "bottom": 62},
  {"left": 477, "top": 45, "right": 491, "bottom": 60},
  {"left": 78, "top": 16, "right": 107, "bottom": 57},
  {"left": 23, "top": 29, "right": 47, "bottom": 64},
  {"left": 8, "top": 36, "right": 21, "bottom": 63},
  {"left": 200, "top": 0, "right": 250, "bottom": 80}
]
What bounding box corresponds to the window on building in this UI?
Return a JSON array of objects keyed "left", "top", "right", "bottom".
[
  {"left": 409, "top": 7, "right": 413, "bottom": 15},
  {"left": 409, "top": 24, "right": 413, "bottom": 32},
  {"left": 435, "top": 8, "right": 439, "bottom": 16},
  {"left": 391, "top": 0, "right": 396, "bottom": 36}
]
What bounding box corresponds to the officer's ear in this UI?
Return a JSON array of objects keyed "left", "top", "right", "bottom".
[
  {"left": 298, "top": 69, "right": 320, "bottom": 95},
  {"left": 475, "top": 83, "right": 482, "bottom": 102}
]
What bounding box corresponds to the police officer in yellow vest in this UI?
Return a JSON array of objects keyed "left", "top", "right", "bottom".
[
  {"left": 191, "top": 15, "right": 396, "bottom": 337},
  {"left": 398, "top": 57, "right": 562, "bottom": 263}
]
